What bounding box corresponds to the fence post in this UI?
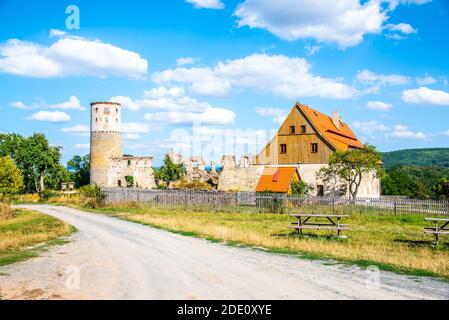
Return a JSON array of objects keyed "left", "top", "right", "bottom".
[
  {"left": 332, "top": 198, "right": 335, "bottom": 214},
  {"left": 394, "top": 200, "right": 397, "bottom": 215}
]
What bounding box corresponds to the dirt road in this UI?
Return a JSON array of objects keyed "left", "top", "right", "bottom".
[{"left": 1, "top": 204, "right": 448, "bottom": 300}]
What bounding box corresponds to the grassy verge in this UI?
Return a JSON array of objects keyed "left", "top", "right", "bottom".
[
  {"left": 78, "top": 204, "right": 449, "bottom": 280},
  {"left": 0, "top": 209, "right": 76, "bottom": 266}
]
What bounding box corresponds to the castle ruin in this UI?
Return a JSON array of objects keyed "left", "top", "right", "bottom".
[{"left": 89, "top": 102, "right": 156, "bottom": 189}]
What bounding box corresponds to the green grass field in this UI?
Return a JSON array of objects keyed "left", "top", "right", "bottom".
[{"left": 0, "top": 209, "right": 75, "bottom": 266}]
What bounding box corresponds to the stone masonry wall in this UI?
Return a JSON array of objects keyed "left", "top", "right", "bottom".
[{"left": 90, "top": 131, "right": 121, "bottom": 187}]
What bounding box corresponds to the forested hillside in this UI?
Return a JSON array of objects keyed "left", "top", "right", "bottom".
[
  {"left": 381, "top": 148, "right": 449, "bottom": 168},
  {"left": 380, "top": 148, "right": 449, "bottom": 198}
]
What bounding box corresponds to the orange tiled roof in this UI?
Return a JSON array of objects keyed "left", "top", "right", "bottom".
[
  {"left": 256, "top": 166, "right": 298, "bottom": 193},
  {"left": 299, "top": 104, "right": 363, "bottom": 151}
]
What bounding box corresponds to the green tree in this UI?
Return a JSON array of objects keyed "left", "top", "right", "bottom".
[
  {"left": 67, "top": 154, "right": 90, "bottom": 187},
  {"left": 15, "top": 133, "right": 65, "bottom": 192},
  {"left": 290, "top": 180, "right": 314, "bottom": 196},
  {"left": 318, "top": 144, "right": 383, "bottom": 200},
  {"left": 155, "top": 155, "right": 185, "bottom": 185},
  {"left": 0, "top": 156, "right": 24, "bottom": 201},
  {"left": 0, "top": 133, "right": 24, "bottom": 159},
  {"left": 0, "top": 133, "right": 69, "bottom": 192},
  {"left": 381, "top": 165, "right": 449, "bottom": 198}
]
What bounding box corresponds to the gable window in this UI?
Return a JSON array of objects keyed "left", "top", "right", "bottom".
[
  {"left": 289, "top": 126, "right": 295, "bottom": 134},
  {"left": 300, "top": 125, "right": 306, "bottom": 134},
  {"left": 280, "top": 144, "right": 287, "bottom": 154},
  {"left": 311, "top": 143, "right": 318, "bottom": 153}
]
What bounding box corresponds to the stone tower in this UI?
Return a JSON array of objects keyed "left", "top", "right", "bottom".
[{"left": 90, "top": 102, "right": 122, "bottom": 186}]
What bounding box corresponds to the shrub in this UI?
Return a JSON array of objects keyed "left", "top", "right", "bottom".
[
  {"left": 0, "top": 202, "right": 15, "bottom": 220},
  {"left": 256, "top": 192, "right": 286, "bottom": 214},
  {"left": 174, "top": 180, "right": 213, "bottom": 190},
  {"left": 79, "top": 185, "right": 105, "bottom": 208},
  {"left": 291, "top": 180, "right": 314, "bottom": 196},
  {"left": 39, "top": 189, "right": 57, "bottom": 201}
]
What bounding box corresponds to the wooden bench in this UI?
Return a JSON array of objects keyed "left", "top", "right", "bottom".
[
  {"left": 424, "top": 218, "right": 449, "bottom": 245},
  {"left": 289, "top": 214, "right": 349, "bottom": 237}
]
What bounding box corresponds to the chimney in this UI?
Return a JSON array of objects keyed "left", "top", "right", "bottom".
[{"left": 332, "top": 111, "right": 340, "bottom": 130}]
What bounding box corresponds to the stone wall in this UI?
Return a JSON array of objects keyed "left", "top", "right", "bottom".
[
  {"left": 217, "top": 155, "right": 264, "bottom": 192},
  {"left": 297, "top": 163, "right": 380, "bottom": 198},
  {"left": 107, "top": 156, "right": 156, "bottom": 189},
  {"left": 90, "top": 131, "right": 121, "bottom": 186}
]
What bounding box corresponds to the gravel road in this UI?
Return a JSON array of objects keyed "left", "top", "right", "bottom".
[{"left": 1, "top": 204, "right": 448, "bottom": 300}]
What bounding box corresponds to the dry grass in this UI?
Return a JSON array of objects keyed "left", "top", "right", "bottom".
[
  {"left": 90, "top": 205, "right": 449, "bottom": 279},
  {"left": 0, "top": 209, "right": 74, "bottom": 265},
  {"left": 0, "top": 202, "right": 15, "bottom": 220}
]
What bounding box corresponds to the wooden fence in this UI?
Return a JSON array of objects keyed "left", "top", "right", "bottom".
[{"left": 101, "top": 187, "right": 449, "bottom": 216}]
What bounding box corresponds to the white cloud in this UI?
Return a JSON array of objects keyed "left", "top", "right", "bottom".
[
  {"left": 384, "top": 23, "right": 417, "bottom": 40},
  {"left": 11, "top": 101, "right": 32, "bottom": 110},
  {"left": 122, "top": 122, "right": 151, "bottom": 134},
  {"left": 353, "top": 121, "right": 390, "bottom": 134},
  {"left": 186, "top": 0, "right": 224, "bottom": 9},
  {"left": 27, "top": 111, "right": 71, "bottom": 123},
  {"left": 442, "top": 129, "right": 449, "bottom": 137},
  {"left": 416, "top": 75, "right": 437, "bottom": 85},
  {"left": 234, "top": 0, "right": 387, "bottom": 48},
  {"left": 61, "top": 124, "right": 90, "bottom": 135},
  {"left": 402, "top": 87, "right": 449, "bottom": 105},
  {"left": 366, "top": 100, "right": 393, "bottom": 111},
  {"left": 385, "top": 23, "right": 416, "bottom": 34},
  {"left": 387, "top": 124, "right": 428, "bottom": 140},
  {"left": 11, "top": 96, "right": 84, "bottom": 110},
  {"left": 153, "top": 53, "right": 357, "bottom": 99},
  {"left": 122, "top": 123, "right": 150, "bottom": 134},
  {"left": 49, "top": 29, "right": 67, "bottom": 38},
  {"left": 357, "top": 69, "right": 411, "bottom": 87},
  {"left": 74, "top": 143, "right": 90, "bottom": 149},
  {"left": 176, "top": 57, "right": 199, "bottom": 66},
  {"left": 385, "top": 0, "right": 431, "bottom": 10},
  {"left": 0, "top": 35, "right": 148, "bottom": 78},
  {"left": 255, "top": 107, "right": 287, "bottom": 124},
  {"left": 110, "top": 86, "right": 235, "bottom": 126},
  {"left": 144, "top": 108, "right": 235, "bottom": 125},
  {"left": 304, "top": 45, "right": 322, "bottom": 56},
  {"left": 123, "top": 134, "right": 142, "bottom": 140}
]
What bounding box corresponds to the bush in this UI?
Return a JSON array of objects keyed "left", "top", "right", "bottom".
[
  {"left": 0, "top": 202, "right": 15, "bottom": 220},
  {"left": 79, "top": 185, "right": 105, "bottom": 208},
  {"left": 256, "top": 192, "right": 286, "bottom": 214},
  {"left": 291, "top": 180, "right": 313, "bottom": 196},
  {"left": 39, "top": 189, "right": 57, "bottom": 201},
  {"left": 174, "top": 180, "right": 213, "bottom": 190}
]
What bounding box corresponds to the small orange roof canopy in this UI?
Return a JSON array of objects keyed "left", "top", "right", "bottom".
[
  {"left": 256, "top": 166, "right": 298, "bottom": 193},
  {"left": 299, "top": 104, "right": 364, "bottom": 151}
]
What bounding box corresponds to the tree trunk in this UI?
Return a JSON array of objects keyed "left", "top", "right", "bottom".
[{"left": 39, "top": 172, "right": 45, "bottom": 192}]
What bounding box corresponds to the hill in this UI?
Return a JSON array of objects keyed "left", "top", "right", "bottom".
[{"left": 381, "top": 148, "right": 449, "bottom": 169}]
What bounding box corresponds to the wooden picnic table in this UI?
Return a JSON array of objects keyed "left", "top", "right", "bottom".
[
  {"left": 424, "top": 218, "right": 449, "bottom": 245},
  {"left": 289, "top": 214, "right": 350, "bottom": 237}
]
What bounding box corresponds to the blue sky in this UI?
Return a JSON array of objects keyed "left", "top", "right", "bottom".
[{"left": 0, "top": 0, "right": 448, "bottom": 165}]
